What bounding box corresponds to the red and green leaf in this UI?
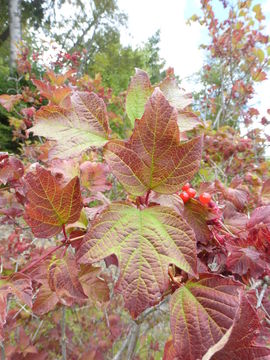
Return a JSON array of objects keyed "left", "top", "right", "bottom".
[
  {"left": 24, "top": 166, "right": 83, "bottom": 237},
  {"left": 105, "top": 88, "right": 202, "bottom": 196},
  {"left": 77, "top": 202, "right": 197, "bottom": 318},
  {"left": 125, "top": 68, "right": 153, "bottom": 126},
  {"left": 29, "top": 91, "right": 110, "bottom": 159}
]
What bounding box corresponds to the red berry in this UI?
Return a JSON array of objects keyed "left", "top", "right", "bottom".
[
  {"left": 180, "top": 191, "right": 190, "bottom": 203},
  {"left": 182, "top": 183, "right": 191, "bottom": 191},
  {"left": 187, "top": 188, "right": 196, "bottom": 198},
  {"left": 199, "top": 192, "right": 211, "bottom": 204}
]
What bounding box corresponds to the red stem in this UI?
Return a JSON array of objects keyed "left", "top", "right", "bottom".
[
  {"left": 145, "top": 190, "right": 151, "bottom": 206},
  {"left": 19, "top": 244, "right": 63, "bottom": 274},
  {"left": 62, "top": 224, "right": 68, "bottom": 241}
]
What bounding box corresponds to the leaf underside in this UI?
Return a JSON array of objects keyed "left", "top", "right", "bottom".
[{"left": 29, "top": 91, "right": 110, "bottom": 159}]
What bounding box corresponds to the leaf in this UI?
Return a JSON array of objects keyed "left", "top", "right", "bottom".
[
  {"left": 24, "top": 166, "right": 83, "bottom": 238},
  {"left": 183, "top": 198, "right": 217, "bottom": 244},
  {"left": 159, "top": 77, "right": 192, "bottom": 110},
  {"left": 32, "top": 79, "right": 72, "bottom": 106},
  {"left": 226, "top": 240, "right": 270, "bottom": 278},
  {"left": 215, "top": 180, "right": 248, "bottom": 210},
  {"left": 252, "top": 4, "right": 265, "bottom": 21},
  {"left": 77, "top": 203, "right": 197, "bottom": 318},
  {"left": 32, "top": 283, "right": 59, "bottom": 315},
  {"left": 248, "top": 205, "right": 270, "bottom": 229},
  {"left": 79, "top": 265, "right": 110, "bottom": 304},
  {"left": 261, "top": 179, "right": 270, "bottom": 204},
  {"left": 206, "top": 295, "right": 270, "bottom": 360},
  {"left": 0, "top": 273, "right": 32, "bottom": 339},
  {"left": 126, "top": 69, "right": 153, "bottom": 126},
  {"left": 29, "top": 91, "right": 110, "bottom": 159},
  {"left": 163, "top": 338, "right": 178, "bottom": 360},
  {"left": 0, "top": 154, "right": 24, "bottom": 185},
  {"left": 159, "top": 77, "right": 203, "bottom": 132},
  {"left": 49, "top": 253, "right": 87, "bottom": 306},
  {"left": 46, "top": 69, "right": 75, "bottom": 86},
  {"left": 105, "top": 88, "right": 202, "bottom": 196},
  {"left": 170, "top": 275, "right": 242, "bottom": 360},
  {"left": 80, "top": 161, "right": 111, "bottom": 192},
  {"left": 0, "top": 94, "right": 22, "bottom": 112}
]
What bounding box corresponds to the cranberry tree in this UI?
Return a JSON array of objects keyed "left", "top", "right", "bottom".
[{"left": 0, "top": 66, "right": 269, "bottom": 359}]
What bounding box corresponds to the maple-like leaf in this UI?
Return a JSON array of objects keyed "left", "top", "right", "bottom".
[
  {"left": 125, "top": 68, "right": 153, "bottom": 126},
  {"left": 0, "top": 273, "right": 32, "bottom": 340},
  {"left": 0, "top": 154, "right": 24, "bottom": 185},
  {"left": 46, "top": 69, "right": 75, "bottom": 86},
  {"left": 80, "top": 161, "right": 111, "bottom": 192},
  {"left": 79, "top": 265, "right": 110, "bottom": 304},
  {"left": 205, "top": 295, "right": 270, "bottom": 360},
  {"left": 29, "top": 91, "right": 110, "bottom": 159},
  {"left": 32, "top": 79, "right": 72, "bottom": 107},
  {"left": 24, "top": 166, "right": 83, "bottom": 238},
  {"left": 77, "top": 203, "right": 197, "bottom": 318},
  {"left": 48, "top": 253, "right": 87, "bottom": 306},
  {"left": 261, "top": 179, "right": 270, "bottom": 204},
  {"left": 183, "top": 198, "right": 217, "bottom": 244},
  {"left": 215, "top": 180, "right": 248, "bottom": 210},
  {"left": 0, "top": 94, "right": 22, "bottom": 112},
  {"left": 226, "top": 240, "right": 270, "bottom": 278},
  {"left": 32, "top": 283, "right": 59, "bottom": 316},
  {"left": 159, "top": 76, "right": 203, "bottom": 132},
  {"left": 170, "top": 274, "right": 243, "bottom": 360},
  {"left": 105, "top": 88, "right": 202, "bottom": 196}
]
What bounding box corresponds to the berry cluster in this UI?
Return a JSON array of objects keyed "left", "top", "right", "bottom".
[{"left": 179, "top": 183, "right": 211, "bottom": 205}]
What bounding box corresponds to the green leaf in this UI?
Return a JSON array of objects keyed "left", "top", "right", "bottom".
[
  {"left": 29, "top": 91, "right": 110, "bottom": 159},
  {"left": 126, "top": 68, "right": 153, "bottom": 127},
  {"left": 77, "top": 203, "right": 197, "bottom": 318}
]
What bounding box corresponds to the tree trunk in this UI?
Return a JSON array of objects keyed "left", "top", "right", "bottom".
[{"left": 9, "top": 0, "right": 22, "bottom": 70}]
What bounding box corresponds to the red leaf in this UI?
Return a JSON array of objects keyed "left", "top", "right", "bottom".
[
  {"left": 24, "top": 166, "right": 83, "bottom": 238},
  {"left": 32, "top": 283, "right": 59, "bottom": 315},
  {"left": 0, "top": 94, "right": 22, "bottom": 112},
  {"left": 105, "top": 88, "right": 202, "bottom": 196},
  {"left": 32, "top": 79, "right": 72, "bottom": 106},
  {"left": 261, "top": 179, "right": 270, "bottom": 204},
  {"left": 80, "top": 161, "right": 111, "bottom": 192},
  {"left": 163, "top": 338, "right": 178, "bottom": 360},
  {"left": 0, "top": 154, "right": 24, "bottom": 185},
  {"left": 0, "top": 273, "right": 32, "bottom": 339},
  {"left": 79, "top": 265, "right": 110, "bottom": 304},
  {"left": 48, "top": 252, "right": 87, "bottom": 306},
  {"left": 183, "top": 198, "right": 217, "bottom": 244},
  {"left": 205, "top": 295, "right": 270, "bottom": 360},
  {"left": 170, "top": 274, "right": 242, "bottom": 360}
]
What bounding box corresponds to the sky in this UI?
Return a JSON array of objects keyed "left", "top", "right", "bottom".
[{"left": 118, "top": 0, "right": 270, "bottom": 127}]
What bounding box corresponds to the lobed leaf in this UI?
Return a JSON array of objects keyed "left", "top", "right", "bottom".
[
  {"left": 126, "top": 68, "right": 153, "bottom": 126},
  {"left": 24, "top": 166, "right": 83, "bottom": 238},
  {"left": 170, "top": 275, "right": 243, "bottom": 360},
  {"left": 77, "top": 202, "right": 197, "bottom": 318},
  {"left": 29, "top": 91, "right": 110, "bottom": 159},
  {"left": 105, "top": 88, "right": 202, "bottom": 196},
  {"left": 205, "top": 295, "right": 270, "bottom": 360},
  {"left": 48, "top": 253, "right": 87, "bottom": 306},
  {"left": 0, "top": 273, "right": 32, "bottom": 340}
]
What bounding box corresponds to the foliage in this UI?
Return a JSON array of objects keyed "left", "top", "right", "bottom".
[{"left": 0, "top": 58, "right": 270, "bottom": 359}]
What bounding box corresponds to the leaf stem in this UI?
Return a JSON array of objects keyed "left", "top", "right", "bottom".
[
  {"left": 19, "top": 245, "right": 63, "bottom": 274},
  {"left": 62, "top": 224, "right": 68, "bottom": 241},
  {"left": 145, "top": 189, "right": 151, "bottom": 206}
]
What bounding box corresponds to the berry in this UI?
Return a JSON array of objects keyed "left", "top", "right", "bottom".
[
  {"left": 199, "top": 192, "right": 211, "bottom": 204},
  {"left": 187, "top": 188, "right": 196, "bottom": 198},
  {"left": 182, "top": 183, "right": 191, "bottom": 191},
  {"left": 180, "top": 191, "right": 190, "bottom": 203}
]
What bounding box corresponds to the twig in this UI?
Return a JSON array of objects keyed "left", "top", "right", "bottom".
[
  {"left": 0, "top": 342, "right": 5, "bottom": 360},
  {"left": 61, "top": 306, "right": 67, "bottom": 360},
  {"left": 126, "top": 323, "right": 140, "bottom": 360}
]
